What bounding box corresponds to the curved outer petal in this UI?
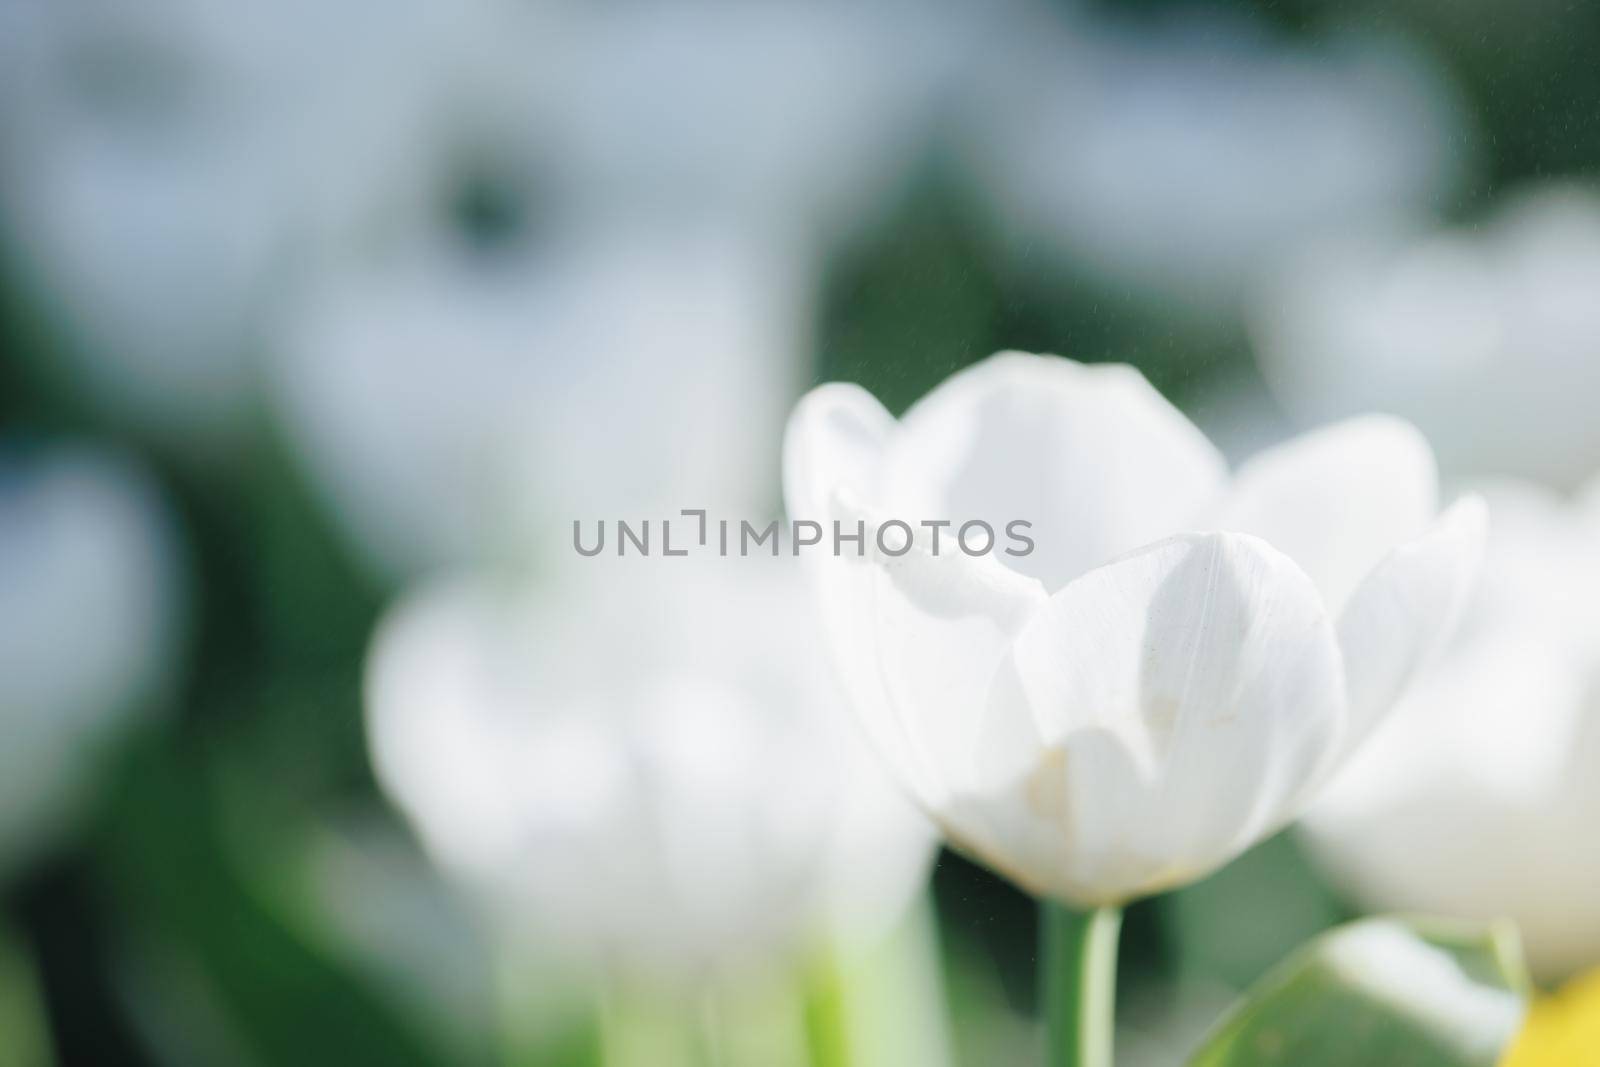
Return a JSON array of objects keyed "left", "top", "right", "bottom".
[
  {"left": 946, "top": 532, "right": 1346, "bottom": 906},
  {"left": 783, "top": 382, "right": 895, "bottom": 523},
  {"left": 878, "top": 353, "right": 1228, "bottom": 592},
  {"left": 783, "top": 383, "right": 930, "bottom": 794},
  {"left": 1206, "top": 415, "right": 1438, "bottom": 612},
  {"left": 1329, "top": 495, "right": 1488, "bottom": 769}
]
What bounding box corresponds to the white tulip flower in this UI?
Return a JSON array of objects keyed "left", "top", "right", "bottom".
[
  {"left": 0, "top": 446, "right": 184, "bottom": 874},
  {"left": 269, "top": 0, "right": 970, "bottom": 577},
  {"left": 275, "top": 227, "right": 807, "bottom": 578},
  {"left": 1253, "top": 185, "right": 1600, "bottom": 488},
  {"left": 0, "top": 0, "right": 475, "bottom": 438},
  {"left": 1302, "top": 479, "right": 1600, "bottom": 981},
  {"left": 784, "top": 352, "right": 1484, "bottom": 908},
  {"left": 522, "top": 0, "right": 959, "bottom": 257},
  {"left": 961, "top": 15, "right": 1468, "bottom": 316},
  {"left": 364, "top": 557, "right": 936, "bottom": 984}
]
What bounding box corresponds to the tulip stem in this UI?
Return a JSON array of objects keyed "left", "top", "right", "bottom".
[
  {"left": 802, "top": 953, "right": 850, "bottom": 1067},
  {"left": 1041, "top": 902, "right": 1122, "bottom": 1067}
]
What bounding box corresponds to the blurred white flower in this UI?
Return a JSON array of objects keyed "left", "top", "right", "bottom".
[
  {"left": 961, "top": 13, "right": 1468, "bottom": 315},
  {"left": 364, "top": 556, "right": 936, "bottom": 985},
  {"left": 274, "top": 225, "right": 808, "bottom": 577},
  {"left": 0, "top": 0, "right": 469, "bottom": 439},
  {"left": 520, "top": 0, "right": 960, "bottom": 255},
  {"left": 1253, "top": 185, "right": 1600, "bottom": 488},
  {"left": 267, "top": 0, "right": 978, "bottom": 576},
  {"left": 783, "top": 352, "right": 1483, "bottom": 907},
  {"left": 0, "top": 0, "right": 959, "bottom": 449},
  {"left": 1303, "top": 479, "right": 1600, "bottom": 981},
  {"left": 0, "top": 445, "right": 184, "bottom": 874}
]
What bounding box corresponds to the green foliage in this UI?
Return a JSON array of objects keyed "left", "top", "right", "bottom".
[
  {"left": 815, "top": 178, "right": 1249, "bottom": 419},
  {"left": 0, "top": 924, "right": 55, "bottom": 1067},
  {"left": 97, "top": 741, "right": 446, "bottom": 1067},
  {"left": 1189, "top": 917, "right": 1529, "bottom": 1067},
  {"left": 1165, "top": 832, "right": 1348, "bottom": 991}
]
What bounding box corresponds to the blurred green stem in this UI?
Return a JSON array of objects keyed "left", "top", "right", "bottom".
[
  {"left": 1041, "top": 903, "right": 1121, "bottom": 1067},
  {"left": 595, "top": 985, "right": 723, "bottom": 1067},
  {"left": 802, "top": 953, "right": 849, "bottom": 1067},
  {"left": 802, "top": 895, "right": 954, "bottom": 1067}
]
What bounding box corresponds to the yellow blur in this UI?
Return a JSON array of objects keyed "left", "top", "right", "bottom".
[{"left": 1504, "top": 970, "right": 1600, "bottom": 1066}]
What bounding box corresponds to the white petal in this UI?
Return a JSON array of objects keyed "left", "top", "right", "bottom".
[
  {"left": 782, "top": 381, "right": 895, "bottom": 524},
  {"left": 363, "top": 581, "right": 540, "bottom": 883},
  {"left": 1315, "top": 631, "right": 1585, "bottom": 828},
  {"left": 879, "top": 353, "right": 1227, "bottom": 592},
  {"left": 784, "top": 381, "right": 1047, "bottom": 815},
  {"left": 1208, "top": 415, "right": 1438, "bottom": 611},
  {"left": 1302, "top": 624, "right": 1600, "bottom": 982},
  {"left": 1463, "top": 480, "right": 1600, "bottom": 654},
  {"left": 969, "top": 532, "right": 1345, "bottom": 905},
  {"left": 1333, "top": 495, "right": 1487, "bottom": 764},
  {"left": 856, "top": 524, "right": 1049, "bottom": 809},
  {"left": 783, "top": 383, "right": 924, "bottom": 791}
]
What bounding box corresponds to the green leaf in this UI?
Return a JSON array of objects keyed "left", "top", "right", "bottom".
[
  {"left": 1165, "top": 832, "right": 1347, "bottom": 991},
  {"left": 0, "top": 924, "right": 55, "bottom": 1067},
  {"left": 1188, "top": 916, "right": 1529, "bottom": 1067},
  {"left": 95, "top": 740, "right": 451, "bottom": 1067}
]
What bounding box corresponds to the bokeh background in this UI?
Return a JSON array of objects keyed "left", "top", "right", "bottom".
[{"left": 3, "top": 0, "right": 1599, "bottom": 1064}]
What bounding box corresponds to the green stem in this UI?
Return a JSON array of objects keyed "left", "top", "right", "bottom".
[
  {"left": 1041, "top": 903, "right": 1122, "bottom": 1067},
  {"left": 802, "top": 895, "right": 955, "bottom": 1067},
  {"left": 802, "top": 954, "right": 851, "bottom": 1067}
]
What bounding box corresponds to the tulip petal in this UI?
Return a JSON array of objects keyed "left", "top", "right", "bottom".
[
  {"left": 782, "top": 381, "right": 895, "bottom": 524},
  {"left": 783, "top": 383, "right": 927, "bottom": 792},
  {"left": 1332, "top": 494, "right": 1488, "bottom": 765},
  {"left": 880, "top": 353, "right": 1227, "bottom": 592},
  {"left": 1208, "top": 416, "right": 1439, "bottom": 611},
  {"left": 784, "top": 388, "right": 902, "bottom": 764},
  {"left": 971, "top": 532, "right": 1345, "bottom": 905},
  {"left": 858, "top": 527, "right": 1050, "bottom": 809}
]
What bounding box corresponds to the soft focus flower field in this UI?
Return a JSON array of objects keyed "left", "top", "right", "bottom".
[{"left": 3, "top": 1, "right": 1600, "bottom": 1065}]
